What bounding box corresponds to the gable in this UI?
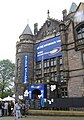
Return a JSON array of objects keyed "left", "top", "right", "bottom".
[{"left": 35, "top": 19, "right": 60, "bottom": 40}]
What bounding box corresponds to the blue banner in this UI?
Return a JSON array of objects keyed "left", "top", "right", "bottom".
[
  {"left": 28, "top": 84, "right": 47, "bottom": 99},
  {"left": 23, "top": 55, "right": 28, "bottom": 84},
  {"left": 35, "top": 36, "right": 62, "bottom": 62}
]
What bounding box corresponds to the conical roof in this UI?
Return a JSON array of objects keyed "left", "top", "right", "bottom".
[
  {"left": 22, "top": 24, "right": 33, "bottom": 35},
  {"left": 69, "top": 2, "right": 77, "bottom": 13}
]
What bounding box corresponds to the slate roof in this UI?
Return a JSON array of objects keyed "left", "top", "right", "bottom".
[
  {"left": 69, "top": 2, "right": 77, "bottom": 13},
  {"left": 22, "top": 24, "right": 33, "bottom": 35}
]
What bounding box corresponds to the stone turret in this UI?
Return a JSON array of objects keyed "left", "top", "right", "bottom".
[{"left": 15, "top": 24, "right": 34, "bottom": 99}]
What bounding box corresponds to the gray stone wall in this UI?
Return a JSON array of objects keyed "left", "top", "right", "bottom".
[
  {"left": 15, "top": 38, "right": 34, "bottom": 98},
  {"left": 66, "top": 20, "right": 84, "bottom": 97}
]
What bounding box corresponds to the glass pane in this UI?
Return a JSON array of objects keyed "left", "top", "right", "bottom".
[
  {"left": 82, "top": 33, "right": 84, "bottom": 38},
  {"left": 44, "top": 61, "right": 46, "bottom": 68},
  {"left": 78, "top": 33, "right": 82, "bottom": 39},
  {"left": 65, "top": 92, "right": 68, "bottom": 96},
  {"left": 60, "top": 58, "right": 62, "bottom": 64},
  {"left": 62, "top": 92, "right": 64, "bottom": 96},
  {"left": 39, "top": 63, "right": 41, "bottom": 68},
  {"left": 77, "top": 30, "right": 81, "bottom": 34},
  {"left": 54, "top": 59, "right": 56, "bottom": 65},
  {"left": 51, "top": 60, "right": 53, "bottom": 66},
  {"left": 82, "top": 27, "right": 84, "bottom": 32},
  {"left": 47, "top": 60, "right": 49, "bottom": 67}
]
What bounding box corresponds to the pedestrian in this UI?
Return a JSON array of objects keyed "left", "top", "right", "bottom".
[
  {"left": 11, "top": 101, "right": 14, "bottom": 116},
  {"left": 20, "top": 101, "right": 26, "bottom": 117},
  {"left": 0, "top": 101, "right": 2, "bottom": 117},
  {"left": 8, "top": 102, "right": 11, "bottom": 116},
  {"left": 4, "top": 101, "right": 8, "bottom": 116},
  {"left": 2, "top": 101, "right": 4, "bottom": 116},
  {"left": 15, "top": 100, "right": 21, "bottom": 120}
]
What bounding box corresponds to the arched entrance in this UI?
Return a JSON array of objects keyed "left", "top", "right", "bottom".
[{"left": 32, "top": 89, "right": 41, "bottom": 99}]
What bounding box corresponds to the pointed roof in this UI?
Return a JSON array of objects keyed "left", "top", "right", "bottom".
[
  {"left": 22, "top": 24, "right": 33, "bottom": 35},
  {"left": 69, "top": 2, "right": 77, "bottom": 13}
]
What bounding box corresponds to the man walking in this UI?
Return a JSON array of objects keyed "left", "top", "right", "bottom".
[{"left": 15, "top": 100, "right": 21, "bottom": 120}]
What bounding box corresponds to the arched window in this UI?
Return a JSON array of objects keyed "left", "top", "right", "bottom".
[{"left": 75, "top": 24, "right": 84, "bottom": 47}]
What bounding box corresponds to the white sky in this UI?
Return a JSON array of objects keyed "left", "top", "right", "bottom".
[{"left": 0, "top": 0, "right": 83, "bottom": 63}]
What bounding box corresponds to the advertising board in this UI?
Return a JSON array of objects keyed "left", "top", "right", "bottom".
[
  {"left": 35, "top": 36, "right": 62, "bottom": 62},
  {"left": 23, "top": 55, "right": 28, "bottom": 84}
]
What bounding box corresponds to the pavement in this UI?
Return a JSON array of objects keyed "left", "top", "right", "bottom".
[{"left": 0, "top": 115, "right": 84, "bottom": 120}]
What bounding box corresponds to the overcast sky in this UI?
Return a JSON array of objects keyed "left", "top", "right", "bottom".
[{"left": 0, "top": 0, "right": 83, "bottom": 63}]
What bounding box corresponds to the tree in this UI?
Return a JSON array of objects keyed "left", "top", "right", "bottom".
[{"left": 0, "top": 59, "right": 15, "bottom": 98}]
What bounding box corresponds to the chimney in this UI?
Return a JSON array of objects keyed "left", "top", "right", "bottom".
[
  {"left": 34, "top": 23, "right": 38, "bottom": 35},
  {"left": 62, "top": 9, "right": 67, "bottom": 20}
]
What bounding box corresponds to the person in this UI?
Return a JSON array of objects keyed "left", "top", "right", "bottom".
[
  {"left": 11, "top": 101, "right": 14, "bottom": 116},
  {"left": 4, "top": 101, "right": 8, "bottom": 116},
  {"left": 20, "top": 101, "right": 26, "bottom": 117},
  {"left": 41, "top": 98, "right": 44, "bottom": 110},
  {"left": 0, "top": 101, "right": 2, "bottom": 117},
  {"left": 8, "top": 102, "right": 11, "bottom": 116},
  {"left": 2, "top": 102, "right": 4, "bottom": 116},
  {"left": 15, "top": 100, "right": 21, "bottom": 120}
]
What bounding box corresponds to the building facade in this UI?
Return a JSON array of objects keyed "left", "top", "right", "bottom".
[{"left": 15, "top": 2, "right": 84, "bottom": 100}]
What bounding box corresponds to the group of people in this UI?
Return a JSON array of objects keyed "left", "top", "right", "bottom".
[
  {"left": 0, "top": 99, "right": 27, "bottom": 120},
  {"left": 0, "top": 100, "right": 14, "bottom": 117}
]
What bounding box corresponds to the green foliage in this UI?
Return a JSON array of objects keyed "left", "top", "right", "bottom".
[{"left": 0, "top": 59, "right": 15, "bottom": 98}]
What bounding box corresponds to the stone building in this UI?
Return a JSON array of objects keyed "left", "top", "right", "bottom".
[{"left": 15, "top": 2, "right": 84, "bottom": 100}]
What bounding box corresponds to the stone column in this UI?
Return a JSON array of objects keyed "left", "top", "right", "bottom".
[{"left": 59, "top": 21, "right": 69, "bottom": 84}]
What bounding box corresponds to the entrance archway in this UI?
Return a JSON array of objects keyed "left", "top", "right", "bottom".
[{"left": 32, "top": 89, "right": 41, "bottom": 99}]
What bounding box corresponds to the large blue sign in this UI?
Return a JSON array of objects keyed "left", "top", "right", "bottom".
[
  {"left": 28, "top": 84, "right": 47, "bottom": 99},
  {"left": 35, "top": 36, "right": 62, "bottom": 62},
  {"left": 23, "top": 55, "right": 28, "bottom": 84}
]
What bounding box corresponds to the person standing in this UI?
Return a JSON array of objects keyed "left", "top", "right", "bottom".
[
  {"left": 0, "top": 101, "right": 2, "bottom": 117},
  {"left": 11, "top": 101, "right": 14, "bottom": 115},
  {"left": 8, "top": 102, "right": 11, "bottom": 116},
  {"left": 4, "top": 101, "right": 8, "bottom": 116},
  {"left": 2, "top": 102, "right": 4, "bottom": 116},
  {"left": 15, "top": 100, "right": 21, "bottom": 120},
  {"left": 20, "top": 101, "right": 26, "bottom": 117}
]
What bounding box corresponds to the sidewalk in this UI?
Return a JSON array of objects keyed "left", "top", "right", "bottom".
[{"left": 0, "top": 115, "right": 84, "bottom": 120}]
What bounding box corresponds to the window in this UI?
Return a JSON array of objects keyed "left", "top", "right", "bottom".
[
  {"left": 59, "top": 57, "right": 62, "bottom": 65},
  {"left": 17, "top": 46, "right": 21, "bottom": 52},
  {"left": 51, "top": 59, "right": 53, "bottom": 66},
  {"left": 47, "top": 60, "right": 49, "bottom": 67},
  {"left": 36, "top": 62, "right": 41, "bottom": 69},
  {"left": 51, "top": 73, "right": 54, "bottom": 81},
  {"left": 44, "top": 60, "right": 49, "bottom": 68},
  {"left": 61, "top": 87, "right": 68, "bottom": 98},
  {"left": 60, "top": 71, "right": 63, "bottom": 79},
  {"left": 55, "top": 73, "right": 57, "bottom": 81},
  {"left": 76, "top": 24, "right": 84, "bottom": 46},
  {"left": 17, "top": 59, "right": 20, "bottom": 77},
  {"left": 50, "top": 72, "right": 57, "bottom": 82},
  {"left": 54, "top": 58, "right": 56, "bottom": 65},
  {"left": 50, "top": 58, "right": 57, "bottom": 66},
  {"left": 44, "top": 61, "right": 47, "bottom": 68}
]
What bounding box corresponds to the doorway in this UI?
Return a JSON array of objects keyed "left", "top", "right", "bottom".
[{"left": 32, "top": 89, "right": 41, "bottom": 99}]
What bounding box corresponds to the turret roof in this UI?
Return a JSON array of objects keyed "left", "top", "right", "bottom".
[
  {"left": 69, "top": 2, "right": 77, "bottom": 13},
  {"left": 22, "top": 24, "right": 33, "bottom": 35}
]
